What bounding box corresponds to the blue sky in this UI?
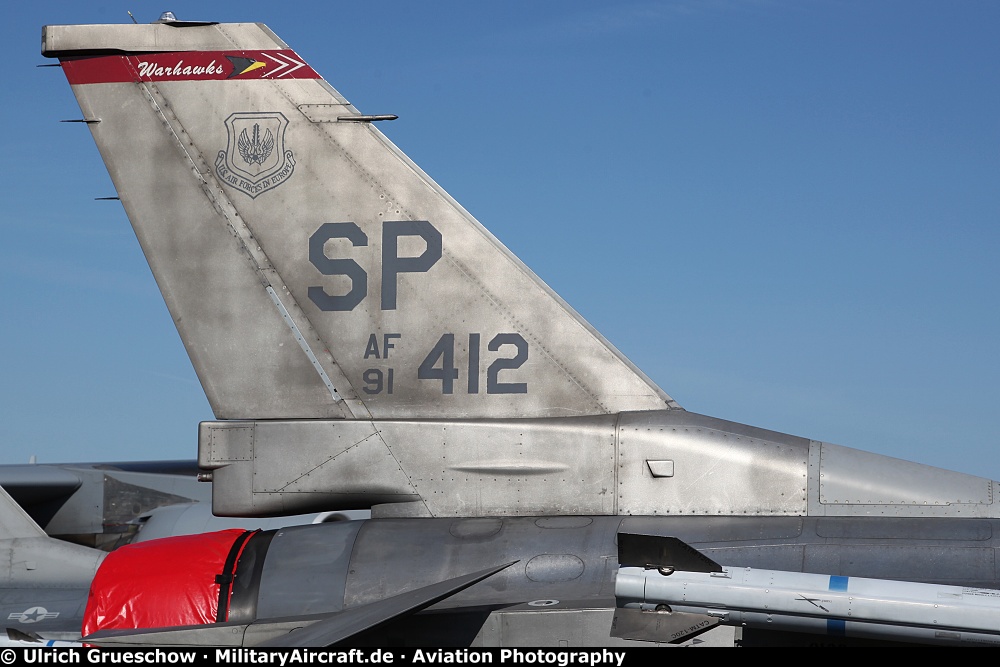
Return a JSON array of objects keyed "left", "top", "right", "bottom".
[{"left": 1, "top": 1, "right": 998, "bottom": 478}]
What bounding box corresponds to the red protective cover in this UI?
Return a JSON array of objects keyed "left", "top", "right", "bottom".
[{"left": 82, "top": 529, "right": 246, "bottom": 637}]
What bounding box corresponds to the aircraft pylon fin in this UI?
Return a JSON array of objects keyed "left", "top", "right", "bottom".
[
  {"left": 618, "top": 534, "right": 722, "bottom": 573},
  {"left": 611, "top": 607, "right": 720, "bottom": 644}
]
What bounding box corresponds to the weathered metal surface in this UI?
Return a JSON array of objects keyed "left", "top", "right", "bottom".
[
  {"left": 200, "top": 416, "right": 617, "bottom": 516},
  {"left": 808, "top": 440, "right": 996, "bottom": 517},
  {"left": 50, "top": 22, "right": 674, "bottom": 422},
  {"left": 200, "top": 410, "right": 1000, "bottom": 520},
  {"left": 616, "top": 411, "right": 809, "bottom": 516}
]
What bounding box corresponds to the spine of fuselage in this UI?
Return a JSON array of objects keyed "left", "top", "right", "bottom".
[{"left": 616, "top": 565, "right": 1000, "bottom": 646}]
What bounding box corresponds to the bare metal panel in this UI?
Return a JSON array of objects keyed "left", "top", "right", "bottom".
[
  {"left": 617, "top": 412, "right": 808, "bottom": 516},
  {"left": 204, "top": 420, "right": 419, "bottom": 516},
  {"left": 808, "top": 441, "right": 999, "bottom": 517},
  {"left": 202, "top": 410, "right": 1000, "bottom": 521},
  {"left": 208, "top": 425, "right": 254, "bottom": 463},
  {"left": 376, "top": 417, "right": 617, "bottom": 516},
  {"left": 201, "top": 416, "right": 617, "bottom": 517}
]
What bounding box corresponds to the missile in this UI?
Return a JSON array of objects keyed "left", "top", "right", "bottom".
[{"left": 614, "top": 535, "right": 1000, "bottom": 646}]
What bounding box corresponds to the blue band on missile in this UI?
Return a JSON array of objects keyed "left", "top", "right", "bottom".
[
  {"left": 827, "top": 619, "right": 846, "bottom": 636},
  {"left": 829, "top": 575, "right": 849, "bottom": 591}
]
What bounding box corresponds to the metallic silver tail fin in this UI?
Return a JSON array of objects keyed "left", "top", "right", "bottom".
[{"left": 45, "top": 21, "right": 676, "bottom": 421}]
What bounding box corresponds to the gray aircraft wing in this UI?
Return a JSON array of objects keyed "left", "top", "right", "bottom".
[{"left": 0, "top": 460, "right": 205, "bottom": 546}]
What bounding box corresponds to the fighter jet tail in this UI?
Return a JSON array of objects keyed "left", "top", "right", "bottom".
[{"left": 45, "top": 20, "right": 676, "bottom": 423}]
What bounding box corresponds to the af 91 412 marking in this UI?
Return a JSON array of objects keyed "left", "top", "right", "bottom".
[{"left": 362, "top": 333, "right": 529, "bottom": 396}]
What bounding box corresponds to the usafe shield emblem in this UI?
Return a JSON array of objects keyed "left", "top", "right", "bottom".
[{"left": 216, "top": 112, "right": 296, "bottom": 198}]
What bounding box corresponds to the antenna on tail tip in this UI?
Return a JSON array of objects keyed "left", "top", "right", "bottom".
[{"left": 338, "top": 115, "right": 399, "bottom": 123}]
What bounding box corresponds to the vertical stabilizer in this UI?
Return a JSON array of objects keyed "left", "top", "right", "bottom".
[{"left": 45, "top": 21, "right": 678, "bottom": 421}]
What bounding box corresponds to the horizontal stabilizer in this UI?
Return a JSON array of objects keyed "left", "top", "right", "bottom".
[{"left": 256, "top": 560, "right": 517, "bottom": 647}]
